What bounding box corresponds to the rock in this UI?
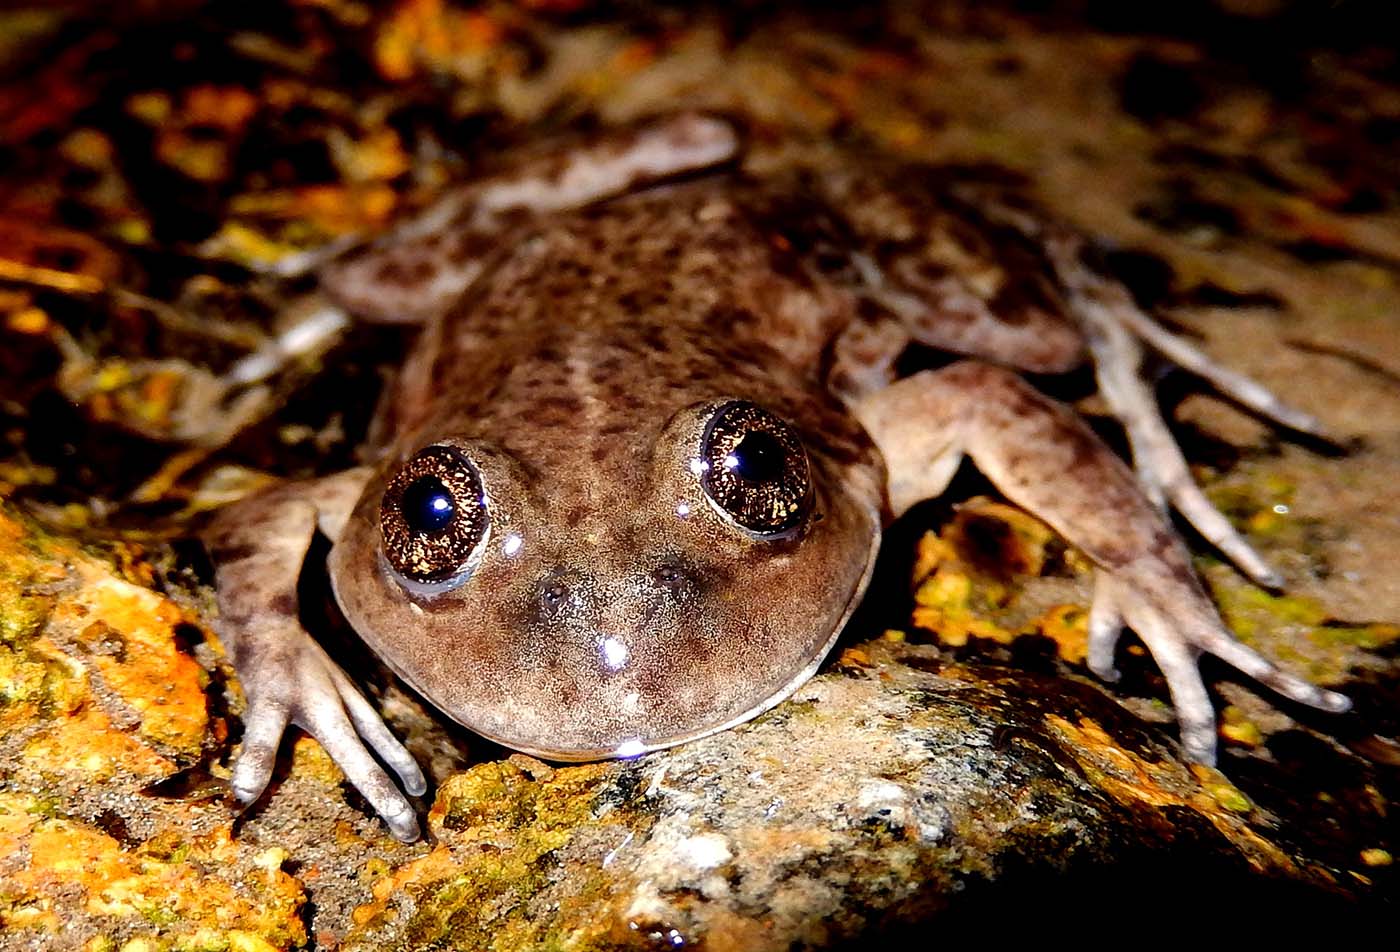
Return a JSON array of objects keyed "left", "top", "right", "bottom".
[
  {"left": 339, "top": 638, "right": 1357, "bottom": 949},
  {"left": 1, "top": 2, "right": 1397, "bottom": 948}
]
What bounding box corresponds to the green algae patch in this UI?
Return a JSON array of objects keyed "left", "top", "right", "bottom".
[
  {"left": 1207, "top": 475, "right": 1298, "bottom": 541},
  {"left": 348, "top": 759, "right": 656, "bottom": 951},
  {"left": 1206, "top": 567, "right": 1396, "bottom": 685}
]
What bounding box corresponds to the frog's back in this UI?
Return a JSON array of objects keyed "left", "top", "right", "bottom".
[{"left": 383, "top": 178, "right": 861, "bottom": 464}]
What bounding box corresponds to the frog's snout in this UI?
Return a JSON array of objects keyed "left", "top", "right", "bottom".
[{"left": 529, "top": 555, "right": 705, "bottom": 623}]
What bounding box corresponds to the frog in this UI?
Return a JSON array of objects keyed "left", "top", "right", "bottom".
[{"left": 205, "top": 114, "right": 1350, "bottom": 842}]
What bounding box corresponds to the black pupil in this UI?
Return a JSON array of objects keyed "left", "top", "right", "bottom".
[
  {"left": 400, "top": 475, "right": 455, "bottom": 533},
  {"left": 724, "top": 430, "right": 786, "bottom": 484}
]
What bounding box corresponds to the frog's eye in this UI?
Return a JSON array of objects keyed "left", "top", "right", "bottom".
[
  {"left": 380, "top": 445, "right": 489, "bottom": 584},
  {"left": 699, "top": 401, "right": 812, "bottom": 538}
]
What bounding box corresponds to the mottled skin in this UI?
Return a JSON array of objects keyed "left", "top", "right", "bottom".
[
  {"left": 207, "top": 116, "right": 1348, "bottom": 842},
  {"left": 333, "top": 184, "right": 883, "bottom": 762}
]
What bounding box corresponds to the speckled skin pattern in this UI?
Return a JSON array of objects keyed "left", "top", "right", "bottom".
[
  {"left": 206, "top": 116, "right": 1348, "bottom": 841},
  {"left": 332, "top": 181, "right": 884, "bottom": 760}
]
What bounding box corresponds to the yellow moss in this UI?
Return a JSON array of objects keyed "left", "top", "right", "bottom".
[
  {"left": 350, "top": 759, "right": 638, "bottom": 947},
  {"left": 288, "top": 734, "right": 346, "bottom": 786},
  {"left": 1189, "top": 764, "right": 1254, "bottom": 814},
  {"left": 837, "top": 647, "right": 874, "bottom": 669},
  {"left": 944, "top": 498, "right": 1058, "bottom": 578},
  {"left": 228, "top": 931, "right": 287, "bottom": 952},
  {"left": 1220, "top": 706, "right": 1264, "bottom": 748},
  {"left": 908, "top": 504, "right": 1098, "bottom": 667},
  {"left": 1034, "top": 604, "right": 1089, "bottom": 666}
]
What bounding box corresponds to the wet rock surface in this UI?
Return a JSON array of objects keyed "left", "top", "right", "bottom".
[
  {"left": 1, "top": 1, "right": 1398, "bottom": 948},
  {"left": 340, "top": 641, "right": 1368, "bottom": 949}
]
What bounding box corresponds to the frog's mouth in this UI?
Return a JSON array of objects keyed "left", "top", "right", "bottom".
[
  {"left": 333, "top": 492, "right": 884, "bottom": 764},
  {"left": 472, "top": 516, "right": 883, "bottom": 764}
]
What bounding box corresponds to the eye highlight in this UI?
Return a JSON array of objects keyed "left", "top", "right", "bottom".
[
  {"left": 381, "top": 445, "right": 488, "bottom": 584},
  {"left": 700, "top": 401, "right": 812, "bottom": 537}
]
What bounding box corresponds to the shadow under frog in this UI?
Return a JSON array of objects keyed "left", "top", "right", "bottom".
[{"left": 206, "top": 115, "right": 1348, "bottom": 842}]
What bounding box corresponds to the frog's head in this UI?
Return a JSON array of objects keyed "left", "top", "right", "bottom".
[{"left": 329, "top": 397, "right": 881, "bottom": 760}]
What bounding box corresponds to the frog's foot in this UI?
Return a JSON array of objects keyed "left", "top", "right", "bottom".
[
  {"left": 1090, "top": 569, "right": 1350, "bottom": 764},
  {"left": 230, "top": 630, "right": 426, "bottom": 842},
  {"left": 208, "top": 469, "right": 426, "bottom": 841},
  {"left": 855, "top": 360, "right": 1350, "bottom": 765},
  {"left": 1042, "top": 235, "right": 1332, "bottom": 589}
]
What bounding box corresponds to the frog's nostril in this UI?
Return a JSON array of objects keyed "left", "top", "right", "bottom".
[
  {"left": 650, "top": 561, "right": 692, "bottom": 593},
  {"left": 542, "top": 581, "right": 569, "bottom": 607},
  {"left": 537, "top": 570, "right": 580, "bottom": 611}
]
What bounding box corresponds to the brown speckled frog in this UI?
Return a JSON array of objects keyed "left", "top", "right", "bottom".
[{"left": 207, "top": 115, "right": 1349, "bottom": 841}]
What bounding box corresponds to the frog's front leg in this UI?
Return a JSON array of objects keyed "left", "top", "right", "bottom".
[
  {"left": 205, "top": 469, "right": 426, "bottom": 841},
  {"left": 855, "top": 361, "right": 1350, "bottom": 764},
  {"left": 322, "top": 113, "right": 739, "bottom": 325}
]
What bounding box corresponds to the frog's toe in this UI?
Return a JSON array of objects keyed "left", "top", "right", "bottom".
[
  {"left": 1086, "top": 307, "right": 1283, "bottom": 588},
  {"left": 1107, "top": 301, "right": 1338, "bottom": 444},
  {"left": 1189, "top": 624, "right": 1352, "bottom": 714},
  {"left": 1047, "top": 234, "right": 1298, "bottom": 588},
  {"left": 298, "top": 692, "right": 421, "bottom": 842},
  {"left": 1087, "top": 575, "right": 1124, "bottom": 683},
  {"left": 1131, "top": 608, "right": 1219, "bottom": 764},
  {"left": 330, "top": 665, "right": 428, "bottom": 797},
  {"left": 1168, "top": 471, "right": 1284, "bottom": 589},
  {"left": 230, "top": 696, "right": 291, "bottom": 805}
]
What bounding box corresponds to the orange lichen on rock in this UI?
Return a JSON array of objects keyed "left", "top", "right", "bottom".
[
  {"left": 22, "top": 704, "right": 176, "bottom": 784},
  {"left": 909, "top": 497, "right": 1091, "bottom": 663},
  {"left": 0, "top": 503, "right": 312, "bottom": 948},
  {"left": 0, "top": 792, "right": 308, "bottom": 948},
  {"left": 0, "top": 507, "right": 210, "bottom": 781},
  {"left": 47, "top": 565, "right": 209, "bottom": 758},
  {"left": 1042, "top": 715, "right": 1325, "bottom": 880}
]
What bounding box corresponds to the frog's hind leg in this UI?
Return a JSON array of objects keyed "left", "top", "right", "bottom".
[
  {"left": 808, "top": 167, "right": 1086, "bottom": 375},
  {"left": 322, "top": 114, "right": 739, "bottom": 325},
  {"left": 853, "top": 361, "right": 1349, "bottom": 765},
  {"left": 847, "top": 249, "right": 1085, "bottom": 374},
  {"left": 1039, "top": 234, "right": 1332, "bottom": 589}
]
